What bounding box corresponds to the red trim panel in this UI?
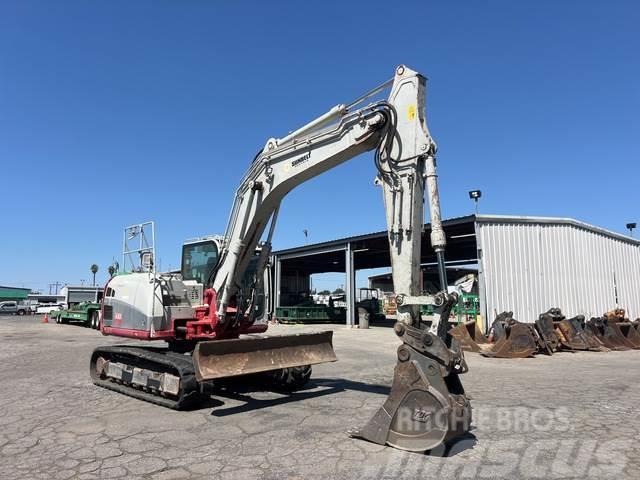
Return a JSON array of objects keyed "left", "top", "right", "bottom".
[{"left": 101, "top": 326, "right": 175, "bottom": 340}]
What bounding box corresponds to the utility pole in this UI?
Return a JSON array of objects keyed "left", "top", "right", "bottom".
[{"left": 48, "top": 282, "right": 62, "bottom": 295}]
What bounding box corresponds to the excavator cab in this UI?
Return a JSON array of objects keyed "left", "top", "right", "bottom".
[{"left": 181, "top": 238, "right": 220, "bottom": 286}]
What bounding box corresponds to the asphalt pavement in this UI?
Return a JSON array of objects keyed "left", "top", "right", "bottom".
[{"left": 0, "top": 314, "right": 638, "bottom": 479}]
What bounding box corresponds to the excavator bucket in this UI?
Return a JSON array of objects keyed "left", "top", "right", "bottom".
[
  {"left": 609, "top": 321, "right": 640, "bottom": 349},
  {"left": 555, "top": 318, "right": 595, "bottom": 351},
  {"left": 349, "top": 342, "right": 470, "bottom": 452},
  {"left": 475, "top": 313, "right": 539, "bottom": 358},
  {"left": 599, "top": 309, "right": 640, "bottom": 349},
  {"left": 449, "top": 320, "right": 487, "bottom": 352},
  {"left": 586, "top": 318, "right": 631, "bottom": 351},
  {"left": 534, "top": 315, "right": 561, "bottom": 354},
  {"left": 566, "top": 317, "right": 608, "bottom": 351},
  {"left": 192, "top": 331, "right": 337, "bottom": 381},
  {"left": 349, "top": 294, "right": 471, "bottom": 453},
  {"left": 481, "top": 322, "right": 538, "bottom": 358}
]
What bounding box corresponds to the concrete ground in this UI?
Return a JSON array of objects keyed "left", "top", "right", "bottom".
[{"left": 0, "top": 314, "right": 639, "bottom": 480}]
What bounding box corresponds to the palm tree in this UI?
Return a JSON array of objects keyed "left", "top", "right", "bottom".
[
  {"left": 90, "top": 264, "right": 99, "bottom": 286},
  {"left": 108, "top": 265, "right": 116, "bottom": 278}
]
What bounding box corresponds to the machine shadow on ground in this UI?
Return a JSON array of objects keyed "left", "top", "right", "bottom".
[{"left": 202, "top": 377, "right": 391, "bottom": 417}]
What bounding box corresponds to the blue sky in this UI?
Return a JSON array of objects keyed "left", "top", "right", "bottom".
[{"left": 1, "top": 1, "right": 638, "bottom": 292}]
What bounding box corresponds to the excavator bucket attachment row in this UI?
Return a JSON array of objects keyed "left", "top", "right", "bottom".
[
  {"left": 536, "top": 309, "right": 606, "bottom": 352},
  {"left": 448, "top": 306, "right": 640, "bottom": 361},
  {"left": 192, "top": 331, "right": 337, "bottom": 382},
  {"left": 586, "top": 310, "right": 640, "bottom": 350},
  {"left": 450, "top": 308, "right": 611, "bottom": 359},
  {"left": 449, "top": 312, "right": 540, "bottom": 358}
]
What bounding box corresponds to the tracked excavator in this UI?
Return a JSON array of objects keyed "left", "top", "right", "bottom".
[{"left": 92, "top": 65, "right": 471, "bottom": 453}]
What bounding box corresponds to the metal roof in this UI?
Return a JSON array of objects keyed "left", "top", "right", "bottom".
[
  {"left": 475, "top": 214, "right": 640, "bottom": 246},
  {"left": 0, "top": 286, "right": 31, "bottom": 291},
  {"left": 273, "top": 214, "right": 639, "bottom": 257},
  {"left": 0, "top": 286, "right": 31, "bottom": 300},
  {"left": 60, "top": 285, "right": 103, "bottom": 290},
  {"left": 272, "top": 215, "right": 476, "bottom": 256}
]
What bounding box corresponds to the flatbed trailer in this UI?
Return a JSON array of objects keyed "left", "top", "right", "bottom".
[{"left": 50, "top": 302, "right": 102, "bottom": 329}]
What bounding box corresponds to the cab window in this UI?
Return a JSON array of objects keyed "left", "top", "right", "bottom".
[{"left": 182, "top": 241, "right": 219, "bottom": 285}]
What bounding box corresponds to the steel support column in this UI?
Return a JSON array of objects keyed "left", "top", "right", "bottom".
[
  {"left": 345, "top": 243, "right": 356, "bottom": 326},
  {"left": 475, "top": 224, "right": 489, "bottom": 333},
  {"left": 274, "top": 257, "right": 282, "bottom": 308}
]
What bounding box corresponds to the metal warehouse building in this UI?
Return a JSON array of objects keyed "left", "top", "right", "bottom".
[
  {"left": 0, "top": 286, "right": 31, "bottom": 302},
  {"left": 272, "top": 214, "right": 640, "bottom": 328}
]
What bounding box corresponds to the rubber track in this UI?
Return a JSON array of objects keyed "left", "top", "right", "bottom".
[{"left": 90, "top": 346, "right": 201, "bottom": 410}]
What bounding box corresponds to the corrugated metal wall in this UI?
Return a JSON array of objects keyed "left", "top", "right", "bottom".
[{"left": 477, "top": 220, "right": 640, "bottom": 323}]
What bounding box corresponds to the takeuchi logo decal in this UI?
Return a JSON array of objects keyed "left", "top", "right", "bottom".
[{"left": 291, "top": 152, "right": 311, "bottom": 168}]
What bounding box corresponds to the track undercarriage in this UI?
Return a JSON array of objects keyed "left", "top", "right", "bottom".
[
  {"left": 90, "top": 331, "right": 336, "bottom": 409},
  {"left": 90, "top": 346, "right": 201, "bottom": 409}
]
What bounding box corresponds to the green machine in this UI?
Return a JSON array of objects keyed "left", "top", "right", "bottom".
[
  {"left": 50, "top": 302, "right": 102, "bottom": 329},
  {"left": 275, "top": 288, "right": 386, "bottom": 324},
  {"left": 276, "top": 296, "right": 346, "bottom": 324},
  {"left": 454, "top": 293, "right": 480, "bottom": 323},
  {"left": 420, "top": 293, "right": 479, "bottom": 323}
]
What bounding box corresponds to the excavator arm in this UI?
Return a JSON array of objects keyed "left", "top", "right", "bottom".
[
  {"left": 213, "top": 66, "right": 444, "bottom": 333},
  {"left": 206, "top": 65, "right": 471, "bottom": 452},
  {"left": 213, "top": 99, "right": 386, "bottom": 322}
]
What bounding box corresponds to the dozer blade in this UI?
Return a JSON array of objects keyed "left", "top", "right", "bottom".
[{"left": 192, "top": 331, "right": 337, "bottom": 382}]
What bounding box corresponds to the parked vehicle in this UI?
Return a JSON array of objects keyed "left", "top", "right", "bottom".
[
  {"left": 35, "top": 303, "right": 65, "bottom": 314},
  {"left": 50, "top": 302, "right": 102, "bottom": 329},
  {"left": 0, "top": 301, "right": 32, "bottom": 316}
]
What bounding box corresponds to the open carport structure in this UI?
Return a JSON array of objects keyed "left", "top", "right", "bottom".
[
  {"left": 272, "top": 215, "right": 478, "bottom": 326},
  {"left": 271, "top": 214, "right": 640, "bottom": 328}
]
